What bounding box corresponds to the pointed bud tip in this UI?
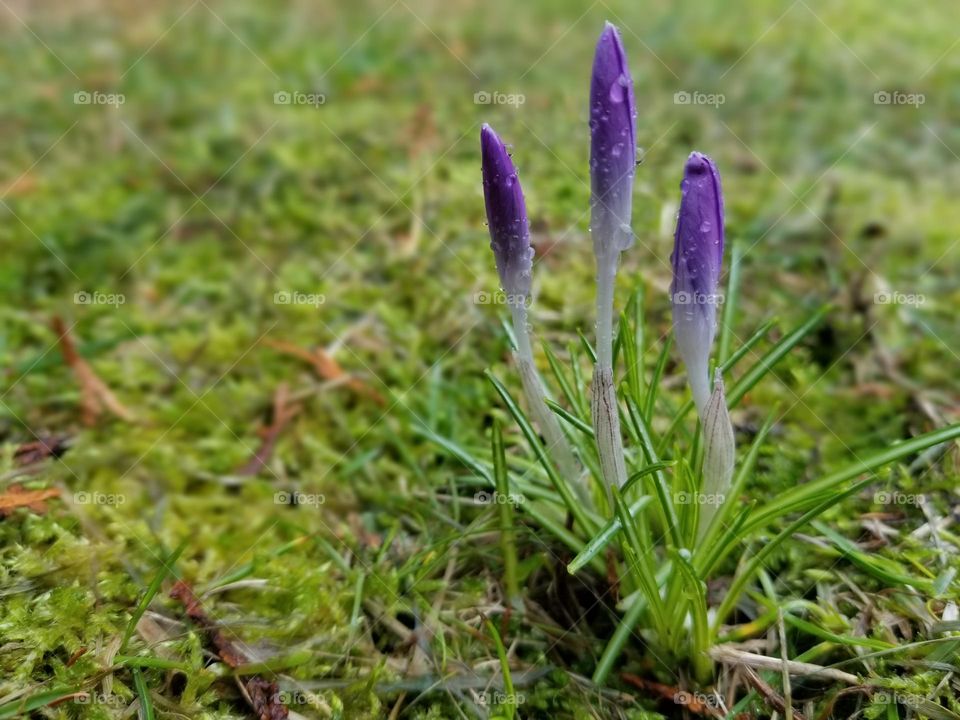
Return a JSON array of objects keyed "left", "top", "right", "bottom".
[{"left": 685, "top": 151, "right": 714, "bottom": 176}]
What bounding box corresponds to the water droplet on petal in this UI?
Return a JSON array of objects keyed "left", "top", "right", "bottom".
[
  {"left": 699, "top": 220, "right": 711, "bottom": 233},
  {"left": 608, "top": 80, "right": 625, "bottom": 104}
]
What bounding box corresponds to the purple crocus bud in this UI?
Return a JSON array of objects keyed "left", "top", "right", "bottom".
[
  {"left": 481, "top": 123, "right": 534, "bottom": 303},
  {"left": 670, "top": 151, "right": 724, "bottom": 417},
  {"left": 589, "top": 22, "right": 636, "bottom": 259}
]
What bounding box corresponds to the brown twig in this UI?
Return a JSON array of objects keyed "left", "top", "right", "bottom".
[
  {"left": 620, "top": 674, "right": 724, "bottom": 718},
  {"left": 52, "top": 317, "right": 132, "bottom": 426},
  {"left": 234, "top": 384, "right": 300, "bottom": 476},
  {"left": 740, "top": 665, "right": 807, "bottom": 720},
  {"left": 14, "top": 435, "right": 71, "bottom": 466},
  {"left": 169, "top": 580, "right": 288, "bottom": 719},
  {"left": 0, "top": 484, "right": 60, "bottom": 517},
  {"left": 264, "top": 338, "right": 384, "bottom": 405}
]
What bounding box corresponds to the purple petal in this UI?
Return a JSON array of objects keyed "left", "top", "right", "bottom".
[
  {"left": 670, "top": 151, "right": 725, "bottom": 415},
  {"left": 480, "top": 123, "right": 534, "bottom": 299},
  {"left": 589, "top": 22, "right": 637, "bottom": 255},
  {"left": 671, "top": 152, "right": 724, "bottom": 301}
]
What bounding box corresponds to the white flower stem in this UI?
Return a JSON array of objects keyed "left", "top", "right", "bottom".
[
  {"left": 509, "top": 302, "right": 585, "bottom": 499},
  {"left": 592, "top": 251, "right": 628, "bottom": 489}
]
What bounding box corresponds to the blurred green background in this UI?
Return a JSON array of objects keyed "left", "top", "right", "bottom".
[{"left": 1, "top": 0, "right": 958, "bottom": 716}]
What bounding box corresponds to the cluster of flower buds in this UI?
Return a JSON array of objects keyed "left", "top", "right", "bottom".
[{"left": 479, "top": 22, "right": 733, "bottom": 526}]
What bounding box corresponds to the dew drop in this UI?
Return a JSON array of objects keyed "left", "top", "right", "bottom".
[
  {"left": 699, "top": 220, "right": 711, "bottom": 233},
  {"left": 608, "top": 80, "right": 625, "bottom": 104}
]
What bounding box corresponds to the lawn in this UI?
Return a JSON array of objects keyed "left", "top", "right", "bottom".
[{"left": 1, "top": 0, "right": 959, "bottom": 718}]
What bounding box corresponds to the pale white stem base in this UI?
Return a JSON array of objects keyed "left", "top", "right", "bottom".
[
  {"left": 592, "top": 251, "right": 628, "bottom": 491},
  {"left": 510, "top": 303, "right": 586, "bottom": 501}
]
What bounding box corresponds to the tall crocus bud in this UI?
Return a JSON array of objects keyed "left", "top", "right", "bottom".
[
  {"left": 671, "top": 152, "right": 724, "bottom": 418},
  {"left": 481, "top": 124, "right": 585, "bottom": 501},
  {"left": 590, "top": 21, "right": 636, "bottom": 266},
  {"left": 589, "top": 22, "right": 636, "bottom": 491}
]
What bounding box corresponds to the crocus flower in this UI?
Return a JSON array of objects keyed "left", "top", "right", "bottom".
[
  {"left": 670, "top": 151, "right": 724, "bottom": 417},
  {"left": 480, "top": 124, "right": 585, "bottom": 500},
  {"left": 589, "top": 22, "right": 636, "bottom": 491},
  {"left": 480, "top": 123, "right": 534, "bottom": 305},
  {"left": 590, "top": 21, "right": 637, "bottom": 262}
]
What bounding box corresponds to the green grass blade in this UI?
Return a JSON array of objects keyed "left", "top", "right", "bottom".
[
  {"left": 782, "top": 613, "right": 894, "bottom": 651},
  {"left": 717, "top": 240, "right": 743, "bottom": 364},
  {"left": 748, "top": 422, "right": 960, "bottom": 531},
  {"left": 545, "top": 399, "right": 593, "bottom": 436},
  {"left": 542, "top": 342, "right": 580, "bottom": 412},
  {"left": 612, "top": 488, "right": 669, "bottom": 632},
  {"left": 0, "top": 688, "right": 82, "bottom": 719},
  {"left": 415, "top": 427, "right": 493, "bottom": 483},
  {"left": 713, "top": 476, "right": 875, "bottom": 632},
  {"left": 567, "top": 495, "right": 653, "bottom": 575},
  {"left": 486, "top": 370, "right": 596, "bottom": 539},
  {"left": 643, "top": 335, "right": 672, "bottom": 421},
  {"left": 133, "top": 668, "right": 155, "bottom": 720},
  {"left": 486, "top": 617, "right": 517, "bottom": 719},
  {"left": 492, "top": 420, "right": 520, "bottom": 606},
  {"left": 727, "top": 304, "right": 831, "bottom": 408},
  {"left": 625, "top": 395, "right": 682, "bottom": 548},
  {"left": 120, "top": 539, "right": 187, "bottom": 653},
  {"left": 671, "top": 549, "right": 711, "bottom": 680}
]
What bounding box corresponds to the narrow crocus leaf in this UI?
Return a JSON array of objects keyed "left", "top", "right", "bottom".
[
  {"left": 697, "top": 370, "right": 735, "bottom": 541},
  {"left": 480, "top": 123, "right": 534, "bottom": 302},
  {"left": 589, "top": 22, "right": 637, "bottom": 259},
  {"left": 671, "top": 151, "right": 725, "bottom": 417}
]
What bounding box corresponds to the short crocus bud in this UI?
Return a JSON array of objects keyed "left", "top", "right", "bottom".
[
  {"left": 480, "top": 123, "right": 534, "bottom": 304},
  {"left": 697, "top": 370, "right": 735, "bottom": 540},
  {"left": 589, "top": 22, "right": 637, "bottom": 260},
  {"left": 670, "top": 152, "right": 724, "bottom": 417}
]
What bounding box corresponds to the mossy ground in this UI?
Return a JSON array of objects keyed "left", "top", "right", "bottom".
[{"left": 1, "top": 0, "right": 959, "bottom": 718}]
